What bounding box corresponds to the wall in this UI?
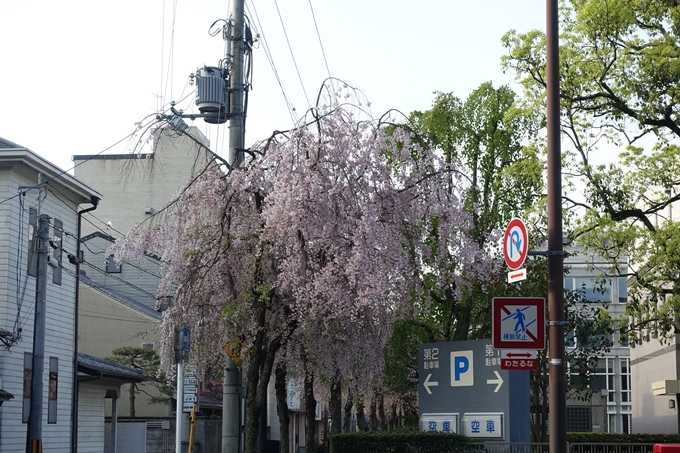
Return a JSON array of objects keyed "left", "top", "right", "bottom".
[
  {"left": 631, "top": 335, "right": 680, "bottom": 433},
  {"left": 0, "top": 166, "right": 82, "bottom": 452}
]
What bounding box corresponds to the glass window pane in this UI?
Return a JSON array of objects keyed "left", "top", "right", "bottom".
[
  {"left": 575, "top": 277, "right": 612, "bottom": 303},
  {"left": 618, "top": 278, "right": 628, "bottom": 303}
]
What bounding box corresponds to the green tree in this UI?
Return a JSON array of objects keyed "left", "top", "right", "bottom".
[
  {"left": 107, "top": 346, "right": 172, "bottom": 417},
  {"left": 383, "top": 82, "right": 543, "bottom": 414},
  {"left": 502, "top": 0, "right": 680, "bottom": 342}
]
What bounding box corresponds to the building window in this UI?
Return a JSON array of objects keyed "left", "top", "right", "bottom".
[
  {"left": 23, "top": 352, "right": 31, "bottom": 423},
  {"left": 48, "top": 357, "right": 58, "bottom": 423},
  {"left": 52, "top": 219, "right": 62, "bottom": 286},
  {"left": 106, "top": 254, "right": 121, "bottom": 273},
  {"left": 566, "top": 406, "right": 592, "bottom": 432},
  {"left": 618, "top": 278, "right": 628, "bottom": 303},
  {"left": 574, "top": 277, "right": 612, "bottom": 303}
]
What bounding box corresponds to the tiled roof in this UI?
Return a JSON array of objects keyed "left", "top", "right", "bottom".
[
  {"left": 0, "top": 137, "right": 24, "bottom": 149},
  {"left": 78, "top": 353, "right": 146, "bottom": 383}
]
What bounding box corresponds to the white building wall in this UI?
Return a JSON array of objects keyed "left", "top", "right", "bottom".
[
  {"left": 0, "top": 165, "right": 87, "bottom": 452},
  {"left": 77, "top": 381, "right": 110, "bottom": 453}
]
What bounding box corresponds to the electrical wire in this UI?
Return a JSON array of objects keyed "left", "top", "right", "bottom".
[
  {"left": 308, "top": 0, "right": 332, "bottom": 82},
  {"left": 273, "top": 0, "right": 312, "bottom": 111},
  {"left": 163, "top": 0, "right": 179, "bottom": 108},
  {"left": 246, "top": 0, "right": 298, "bottom": 125}
]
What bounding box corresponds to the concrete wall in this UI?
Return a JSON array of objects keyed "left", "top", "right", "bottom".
[
  {"left": 74, "top": 127, "right": 214, "bottom": 237},
  {"left": 78, "top": 284, "right": 166, "bottom": 418},
  {"left": 631, "top": 335, "right": 680, "bottom": 433}
]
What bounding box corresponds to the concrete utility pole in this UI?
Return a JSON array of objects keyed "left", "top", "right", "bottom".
[
  {"left": 222, "top": 359, "right": 241, "bottom": 453},
  {"left": 546, "top": 0, "right": 567, "bottom": 453},
  {"left": 26, "top": 214, "right": 50, "bottom": 453},
  {"left": 223, "top": 1, "right": 245, "bottom": 452},
  {"left": 228, "top": 0, "right": 246, "bottom": 167}
]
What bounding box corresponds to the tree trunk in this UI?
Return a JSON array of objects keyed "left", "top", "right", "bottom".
[
  {"left": 389, "top": 402, "right": 398, "bottom": 431},
  {"left": 275, "top": 364, "right": 290, "bottom": 453},
  {"left": 330, "top": 370, "right": 342, "bottom": 435},
  {"left": 304, "top": 371, "right": 316, "bottom": 453},
  {"left": 377, "top": 391, "right": 386, "bottom": 431},
  {"left": 356, "top": 394, "right": 366, "bottom": 432},
  {"left": 129, "top": 383, "right": 136, "bottom": 417},
  {"left": 343, "top": 387, "right": 353, "bottom": 433},
  {"left": 369, "top": 396, "right": 378, "bottom": 431}
]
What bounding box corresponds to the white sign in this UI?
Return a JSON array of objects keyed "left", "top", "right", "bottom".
[
  {"left": 507, "top": 268, "right": 527, "bottom": 283},
  {"left": 461, "top": 413, "right": 503, "bottom": 438},
  {"left": 184, "top": 385, "right": 198, "bottom": 394},
  {"left": 419, "top": 413, "right": 459, "bottom": 433},
  {"left": 500, "top": 350, "right": 537, "bottom": 361},
  {"left": 183, "top": 402, "right": 195, "bottom": 413},
  {"left": 183, "top": 394, "right": 197, "bottom": 403},
  {"left": 450, "top": 351, "right": 474, "bottom": 387},
  {"left": 184, "top": 376, "right": 198, "bottom": 386}
]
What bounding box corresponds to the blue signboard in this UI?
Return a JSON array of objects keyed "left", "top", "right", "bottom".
[
  {"left": 182, "top": 326, "right": 191, "bottom": 353},
  {"left": 419, "top": 339, "right": 530, "bottom": 442}
]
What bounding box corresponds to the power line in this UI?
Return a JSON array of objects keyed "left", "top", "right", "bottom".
[
  {"left": 274, "top": 0, "right": 312, "bottom": 110},
  {"left": 308, "top": 0, "right": 332, "bottom": 81},
  {"left": 246, "top": 0, "right": 298, "bottom": 125}
]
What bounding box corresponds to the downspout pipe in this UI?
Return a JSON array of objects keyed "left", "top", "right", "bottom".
[{"left": 71, "top": 195, "right": 100, "bottom": 453}]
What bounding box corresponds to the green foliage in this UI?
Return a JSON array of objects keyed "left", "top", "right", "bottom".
[
  {"left": 330, "top": 431, "right": 470, "bottom": 453},
  {"left": 106, "top": 346, "right": 173, "bottom": 408},
  {"left": 565, "top": 432, "right": 680, "bottom": 443},
  {"left": 502, "top": 0, "right": 680, "bottom": 343}
]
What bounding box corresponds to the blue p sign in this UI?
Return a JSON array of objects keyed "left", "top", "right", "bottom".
[{"left": 450, "top": 351, "right": 474, "bottom": 386}]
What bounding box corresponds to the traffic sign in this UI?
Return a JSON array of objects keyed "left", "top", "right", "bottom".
[
  {"left": 183, "top": 394, "right": 197, "bottom": 403},
  {"left": 183, "top": 402, "right": 196, "bottom": 413},
  {"left": 500, "top": 350, "right": 538, "bottom": 371},
  {"left": 419, "top": 340, "right": 530, "bottom": 442},
  {"left": 503, "top": 218, "right": 528, "bottom": 270},
  {"left": 182, "top": 326, "right": 191, "bottom": 353},
  {"left": 507, "top": 268, "right": 527, "bottom": 283},
  {"left": 184, "top": 385, "right": 198, "bottom": 394},
  {"left": 492, "top": 297, "right": 545, "bottom": 350},
  {"left": 184, "top": 376, "right": 198, "bottom": 386}
]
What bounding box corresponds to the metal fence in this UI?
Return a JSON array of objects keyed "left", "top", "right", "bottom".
[{"left": 467, "top": 443, "right": 656, "bottom": 453}]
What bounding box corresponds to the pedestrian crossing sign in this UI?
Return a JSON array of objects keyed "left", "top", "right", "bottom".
[{"left": 492, "top": 297, "right": 545, "bottom": 350}]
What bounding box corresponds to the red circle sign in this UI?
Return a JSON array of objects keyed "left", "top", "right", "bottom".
[{"left": 503, "top": 218, "right": 528, "bottom": 270}]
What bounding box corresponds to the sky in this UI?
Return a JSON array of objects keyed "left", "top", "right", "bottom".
[{"left": 0, "top": 0, "right": 546, "bottom": 173}]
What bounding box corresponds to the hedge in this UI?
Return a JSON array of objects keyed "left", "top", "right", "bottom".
[
  {"left": 329, "top": 431, "right": 680, "bottom": 453},
  {"left": 566, "top": 432, "right": 680, "bottom": 444},
  {"left": 329, "top": 431, "right": 470, "bottom": 453}
]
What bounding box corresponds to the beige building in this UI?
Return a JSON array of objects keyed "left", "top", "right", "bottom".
[
  {"left": 72, "top": 127, "right": 219, "bottom": 418},
  {"left": 630, "top": 193, "right": 680, "bottom": 434}
]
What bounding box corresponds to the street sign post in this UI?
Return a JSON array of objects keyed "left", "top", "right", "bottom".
[
  {"left": 182, "top": 369, "right": 199, "bottom": 413},
  {"left": 492, "top": 297, "right": 545, "bottom": 350},
  {"left": 503, "top": 218, "right": 529, "bottom": 270},
  {"left": 418, "top": 340, "right": 530, "bottom": 441}
]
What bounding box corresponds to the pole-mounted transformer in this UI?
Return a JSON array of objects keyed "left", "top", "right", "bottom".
[{"left": 194, "top": 66, "right": 229, "bottom": 124}]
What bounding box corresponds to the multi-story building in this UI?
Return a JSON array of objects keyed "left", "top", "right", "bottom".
[
  {"left": 543, "top": 244, "right": 632, "bottom": 433},
  {"left": 0, "top": 136, "right": 144, "bottom": 453},
  {"left": 72, "top": 127, "right": 217, "bottom": 420},
  {"left": 629, "top": 191, "right": 680, "bottom": 434}
]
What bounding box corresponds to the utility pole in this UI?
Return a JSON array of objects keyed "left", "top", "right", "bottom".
[
  {"left": 228, "top": 0, "right": 246, "bottom": 167},
  {"left": 546, "top": 0, "right": 566, "bottom": 453},
  {"left": 26, "top": 214, "right": 50, "bottom": 453},
  {"left": 223, "top": 0, "right": 246, "bottom": 452}
]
